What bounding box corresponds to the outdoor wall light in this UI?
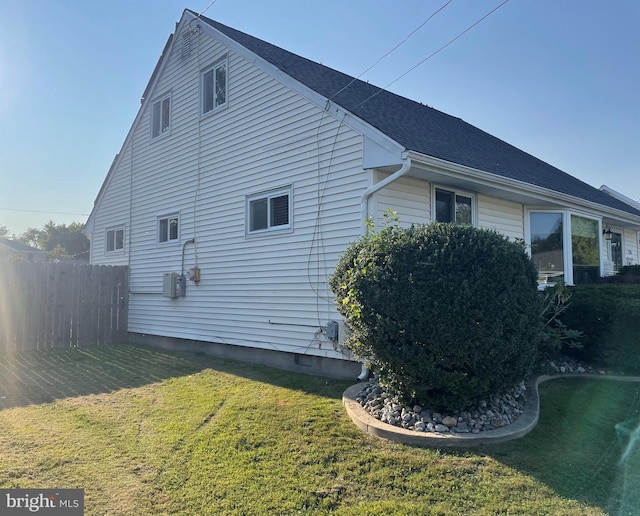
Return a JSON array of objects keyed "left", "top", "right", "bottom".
[{"left": 603, "top": 226, "right": 613, "bottom": 241}]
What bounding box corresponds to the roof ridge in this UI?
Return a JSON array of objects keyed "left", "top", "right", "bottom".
[{"left": 192, "top": 13, "right": 640, "bottom": 218}]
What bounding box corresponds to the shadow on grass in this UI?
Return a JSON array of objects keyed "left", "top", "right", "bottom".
[
  {"left": 480, "top": 378, "right": 640, "bottom": 514},
  {"left": 0, "top": 344, "right": 351, "bottom": 411}
]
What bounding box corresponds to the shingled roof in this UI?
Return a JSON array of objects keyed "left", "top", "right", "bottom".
[
  {"left": 193, "top": 12, "right": 640, "bottom": 218},
  {"left": 0, "top": 238, "right": 45, "bottom": 253}
]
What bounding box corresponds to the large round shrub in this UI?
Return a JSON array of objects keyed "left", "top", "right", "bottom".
[{"left": 329, "top": 222, "right": 541, "bottom": 410}]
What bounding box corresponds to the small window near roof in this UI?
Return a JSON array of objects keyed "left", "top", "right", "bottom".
[
  {"left": 202, "top": 58, "right": 228, "bottom": 115},
  {"left": 247, "top": 187, "right": 291, "bottom": 235},
  {"left": 151, "top": 94, "right": 171, "bottom": 138}
]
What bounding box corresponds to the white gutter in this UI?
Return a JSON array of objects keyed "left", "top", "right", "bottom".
[
  {"left": 410, "top": 152, "right": 640, "bottom": 227},
  {"left": 360, "top": 155, "right": 412, "bottom": 235},
  {"left": 599, "top": 185, "right": 640, "bottom": 211}
]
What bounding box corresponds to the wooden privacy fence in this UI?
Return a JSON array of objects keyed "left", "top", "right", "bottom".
[{"left": 0, "top": 261, "right": 129, "bottom": 352}]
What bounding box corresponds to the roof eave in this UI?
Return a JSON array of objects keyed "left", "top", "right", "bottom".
[
  {"left": 599, "top": 185, "right": 640, "bottom": 211},
  {"left": 86, "top": 25, "right": 179, "bottom": 234},
  {"left": 408, "top": 151, "right": 640, "bottom": 228}
]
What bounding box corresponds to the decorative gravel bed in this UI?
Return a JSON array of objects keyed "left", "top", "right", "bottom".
[{"left": 355, "top": 358, "right": 600, "bottom": 434}]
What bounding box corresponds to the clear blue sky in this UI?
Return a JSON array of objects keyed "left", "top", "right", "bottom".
[{"left": 1, "top": 0, "right": 638, "bottom": 235}]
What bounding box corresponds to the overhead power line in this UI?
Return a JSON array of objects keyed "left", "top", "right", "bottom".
[
  {"left": 196, "top": 0, "right": 219, "bottom": 18},
  {"left": 350, "top": 0, "right": 511, "bottom": 112},
  {"left": 329, "top": 0, "right": 454, "bottom": 101},
  {"left": 0, "top": 207, "right": 89, "bottom": 217}
]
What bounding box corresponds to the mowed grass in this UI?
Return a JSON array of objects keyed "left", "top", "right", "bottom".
[{"left": 0, "top": 345, "right": 638, "bottom": 515}]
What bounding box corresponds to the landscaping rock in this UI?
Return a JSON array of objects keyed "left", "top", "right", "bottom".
[
  {"left": 442, "top": 416, "right": 458, "bottom": 428},
  {"left": 354, "top": 360, "right": 593, "bottom": 435}
]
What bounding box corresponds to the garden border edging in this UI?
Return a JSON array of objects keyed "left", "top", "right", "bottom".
[{"left": 342, "top": 374, "right": 640, "bottom": 447}]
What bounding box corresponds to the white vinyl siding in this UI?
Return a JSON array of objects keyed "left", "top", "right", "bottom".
[
  {"left": 90, "top": 28, "right": 368, "bottom": 359},
  {"left": 602, "top": 227, "right": 623, "bottom": 275},
  {"left": 372, "top": 173, "right": 430, "bottom": 228},
  {"left": 89, "top": 14, "right": 640, "bottom": 361},
  {"left": 624, "top": 228, "right": 639, "bottom": 266},
  {"left": 374, "top": 185, "right": 526, "bottom": 243},
  {"left": 87, "top": 142, "right": 132, "bottom": 266},
  {"left": 477, "top": 195, "right": 524, "bottom": 241}
]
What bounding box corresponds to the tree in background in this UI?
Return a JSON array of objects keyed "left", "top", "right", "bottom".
[
  {"left": 17, "top": 221, "right": 89, "bottom": 261},
  {"left": 18, "top": 227, "right": 43, "bottom": 249},
  {"left": 0, "top": 225, "right": 9, "bottom": 238},
  {"left": 41, "top": 221, "right": 89, "bottom": 259}
]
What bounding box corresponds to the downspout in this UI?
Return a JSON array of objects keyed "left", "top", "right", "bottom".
[
  {"left": 359, "top": 154, "right": 412, "bottom": 235},
  {"left": 356, "top": 155, "right": 411, "bottom": 381}
]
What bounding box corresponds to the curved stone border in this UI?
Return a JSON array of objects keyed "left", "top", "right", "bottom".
[{"left": 343, "top": 374, "right": 640, "bottom": 447}]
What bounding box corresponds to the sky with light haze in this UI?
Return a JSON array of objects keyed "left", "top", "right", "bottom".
[{"left": 0, "top": 0, "right": 638, "bottom": 235}]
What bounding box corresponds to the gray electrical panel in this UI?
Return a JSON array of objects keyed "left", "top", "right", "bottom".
[
  {"left": 163, "top": 272, "right": 186, "bottom": 298},
  {"left": 163, "top": 272, "right": 178, "bottom": 298},
  {"left": 326, "top": 320, "right": 339, "bottom": 341}
]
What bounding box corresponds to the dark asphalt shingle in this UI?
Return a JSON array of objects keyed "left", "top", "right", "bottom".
[{"left": 194, "top": 13, "right": 640, "bottom": 217}]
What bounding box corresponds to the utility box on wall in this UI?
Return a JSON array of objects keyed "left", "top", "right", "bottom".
[
  {"left": 163, "top": 272, "right": 179, "bottom": 298},
  {"left": 326, "top": 320, "right": 339, "bottom": 341}
]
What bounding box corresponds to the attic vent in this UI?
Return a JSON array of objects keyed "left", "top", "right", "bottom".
[{"left": 182, "top": 32, "right": 191, "bottom": 59}]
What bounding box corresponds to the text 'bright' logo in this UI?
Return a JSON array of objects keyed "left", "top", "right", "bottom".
[
  {"left": 1, "top": 489, "right": 84, "bottom": 514},
  {"left": 6, "top": 493, "right": 56, "bottom": 512}
]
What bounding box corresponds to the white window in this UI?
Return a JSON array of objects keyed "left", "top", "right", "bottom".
[
  {"left": 527, "top": 210, "right": 602, "bottom": 286},
  {"left": 529, "top": 211, "right": 565, "bottom": 285},
  {"left": 106, "top": 226, "right": 125, "bottom": 253},
  {"left": 247, "top": 187, "right": 291, "bottom": 235},
  {"left": 202, "top": 58, "right": 228, "bottom": 115},
  {"left": 151, "top": 94, "right": 171, "bottom": 138},
  {"left": 434, "top": 187, "right": 474, "bottom": 225},
  {"left": 158, "top": 214, "right": 179, "bottom": 243}
]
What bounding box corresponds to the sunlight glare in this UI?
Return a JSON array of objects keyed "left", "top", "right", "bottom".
[{"left": 615, "top": 416, "right": 640, "bottom": 514}]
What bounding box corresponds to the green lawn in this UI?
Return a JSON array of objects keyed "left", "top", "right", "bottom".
[{"left": 0, "top": 345, "right": 638, "bottom": 515}]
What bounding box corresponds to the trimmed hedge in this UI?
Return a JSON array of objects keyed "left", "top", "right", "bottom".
[
  {"left": 562, "top": 284, "right": 640, "bottom": 372},
  {"left": 619, "top": 265, "right": 640, "bottom": 276},
  {"left": 600, "top": 265, "right": 640, "bottom": 284},
  {"left": 329, "top": 223, "right": 541, "bottom": 411}
]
